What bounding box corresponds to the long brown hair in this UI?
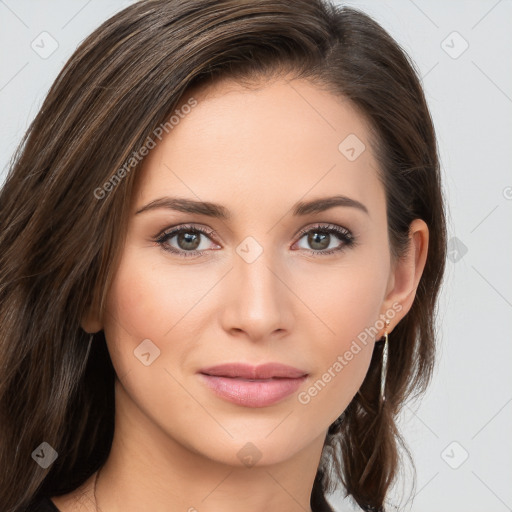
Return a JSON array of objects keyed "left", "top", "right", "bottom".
[{"left": 0, "top": 1, "right": 446, "bottom": 510}]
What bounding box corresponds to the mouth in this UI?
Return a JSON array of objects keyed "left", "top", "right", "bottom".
[{"left": 198, "top": 363, "right": 308, "bottom": 408}]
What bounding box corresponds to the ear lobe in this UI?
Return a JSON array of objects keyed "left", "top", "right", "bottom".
[
  {"left": 382, "top": 218, "right": 429, "bottom": 324},
  {"left": 80, "top": 302, "right": 103, "bottom": 334}
]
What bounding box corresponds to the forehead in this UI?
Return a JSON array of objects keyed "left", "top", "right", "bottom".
[{"left": 134, "top": 77, "right": 383, "bottom": 218}]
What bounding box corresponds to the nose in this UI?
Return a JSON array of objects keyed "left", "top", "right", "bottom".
[{"left": 219, "top": 241, "right": 294, "bottom": 342}]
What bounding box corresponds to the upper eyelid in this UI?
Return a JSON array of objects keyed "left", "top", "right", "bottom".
[
  {"left": 295, "top": 223, "right": 351, "bottom": 237},
  {"left": 157, "top": 224, "right": 214, "bottom": 238}
]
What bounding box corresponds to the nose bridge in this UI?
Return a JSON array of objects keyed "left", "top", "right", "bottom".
[{"left": 221, "top": 235, "right": 292, "bottom": 340}]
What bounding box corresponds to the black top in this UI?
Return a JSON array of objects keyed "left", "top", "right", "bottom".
[{"left": 28, "top": 493, "right": 335, "bottom": 512}]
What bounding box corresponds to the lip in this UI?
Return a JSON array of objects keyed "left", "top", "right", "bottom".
[
  {"left": 198, "top": 363, "right": 308, "bottom": 408},
  {"left": 199, "top": 362, "right": 307, "bottom": 379}
]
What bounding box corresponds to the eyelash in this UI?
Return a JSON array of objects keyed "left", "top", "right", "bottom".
[{"left": 154, "top": 223, "right": 356, "bottom": 258}]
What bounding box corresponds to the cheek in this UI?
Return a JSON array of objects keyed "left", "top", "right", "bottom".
[
  {"left": 102, "top": 244, "right": 227, "bottom": 384},
  {"left": 298, "top": 257, "right": 387, "bottom": 348},
  {"left": 294, "top": 256, "right": 387, "bottom": 418},
  {"left": 103, "top": 247, "right": 189, "bottom": 372},
  {"left": 104, "top": 245, "right": 208, "bottom": 339}
]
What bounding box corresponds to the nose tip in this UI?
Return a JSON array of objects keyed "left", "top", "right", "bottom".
[{"left": 220, "top": 240, "right": 293, "bottom": 341}]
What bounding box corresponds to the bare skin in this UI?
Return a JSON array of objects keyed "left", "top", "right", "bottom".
[{"left": 52, "top": 76, "right": 428, "bottom": 512}]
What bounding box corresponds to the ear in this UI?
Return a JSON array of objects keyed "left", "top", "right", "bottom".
[
  {"left": 380, "top": 218, "right": 429, "bottom": 333},
  {"left": 80, "top": 299, "right": 103, "bottom": 334}
]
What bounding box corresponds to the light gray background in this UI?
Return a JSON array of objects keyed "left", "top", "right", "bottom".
[{"left": 1, "top": 1, "right": 511, "bottom": 511}]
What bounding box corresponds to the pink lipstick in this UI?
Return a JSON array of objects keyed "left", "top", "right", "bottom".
[{"left": 198, "top": 363, "right": 308, "bottom": 408}]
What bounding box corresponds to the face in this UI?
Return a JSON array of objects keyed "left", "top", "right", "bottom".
[{"left": 97, "top": 77, "right": 404, "bottom": 467}]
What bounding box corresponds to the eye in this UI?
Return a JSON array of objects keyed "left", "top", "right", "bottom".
[
  {"left": 293, "top": 223, "right": 355, "bottom": 255},
  {"left": 155, "top": 224, "right": 220, "bottom": 257},
  {"left": 154, "top": 222, "right": 356, "bottom": 258}
]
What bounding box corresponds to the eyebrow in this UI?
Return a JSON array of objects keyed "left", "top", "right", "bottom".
[{"left": 135, "top": 194, "right": 368, "bottom": 218}]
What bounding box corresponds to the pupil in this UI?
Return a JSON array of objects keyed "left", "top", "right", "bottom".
[
  {"left": 308, "top": 231, "right": 329, "bottom": 250},
  {"left": 178, "top": 231, "right": 200, "bottom": 250}
]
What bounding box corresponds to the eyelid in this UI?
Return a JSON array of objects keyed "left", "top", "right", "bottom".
[
  {"left": 155, "top": 223, "right": 214, "bottom": 238},
  {"left": 293, "top": 222, "right": 352, "bottom": 241},
  {"left": 154, "top": 224, "right": 220, "bottom": 250}
]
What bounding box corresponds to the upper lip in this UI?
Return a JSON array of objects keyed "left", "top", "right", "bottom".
[{"left": 199, "top": 363, "right": 308, "bottom": 379}]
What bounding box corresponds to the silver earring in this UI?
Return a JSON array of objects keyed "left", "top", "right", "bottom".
[
  {"left": 380, "top": 319, "right": 390, "bottom": 403},
  {"left": 85, "top": 333, "right": 94, "bottom": 360}
]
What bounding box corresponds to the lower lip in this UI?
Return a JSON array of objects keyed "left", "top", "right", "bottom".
[{"left": 198, "top": 374, "right": 307, "bottom": 408}]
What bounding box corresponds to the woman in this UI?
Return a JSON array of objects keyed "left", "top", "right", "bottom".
[{"left": 0, "top": 1, "right": 446, "bottom": 511}]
